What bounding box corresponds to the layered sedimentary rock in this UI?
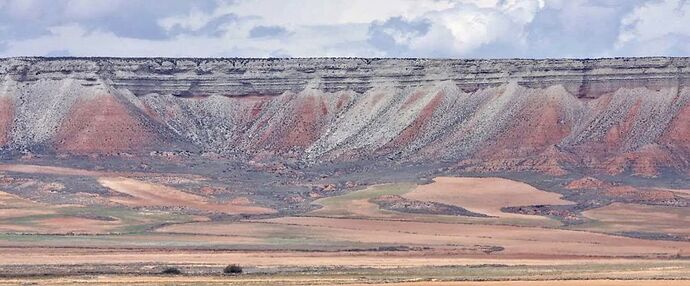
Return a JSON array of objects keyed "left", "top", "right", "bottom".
[
  {"left": 0, "top": 57, "right": 688, "bottom": 176},
  {"left": 3, "top": 57, "right": 689, "bottom": 96}
]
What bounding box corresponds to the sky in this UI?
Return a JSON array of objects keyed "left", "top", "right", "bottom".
[{"left": 0, "top": 0, "right": 688, "bottom": 58}]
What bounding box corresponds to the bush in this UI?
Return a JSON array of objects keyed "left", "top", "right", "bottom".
[
  {"left": 224, "top": 264, "right": 243, "bottom": 274},
  {"left": 161, "top": 267, "right": 182, "bottom": 275}
]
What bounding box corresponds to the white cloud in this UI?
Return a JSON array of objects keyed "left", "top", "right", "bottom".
[
  {"left": 617, "top": 0, "right": 690, "bottom": 55},
  {"left": 227, "top": 0, "right": 453, "bottom": 27},
  {"left": 370, "top": 0, "right": 545, "bottom": 57},
  {"left": 157, "top": 0, "right": 459, "bottom": 34},
  {"left": 0, "top": 0, "right": 563, "bottom": 58},
  {"left": 0, "top": 0, "right": 688, "bottom": 58}
]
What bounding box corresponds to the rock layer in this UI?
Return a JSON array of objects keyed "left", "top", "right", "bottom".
[
  {"left": 0, "top": 57, "right": 689, "bottom": 176},
  {"left": 2, "top": 57, "right": 690, "bottom": 96}
]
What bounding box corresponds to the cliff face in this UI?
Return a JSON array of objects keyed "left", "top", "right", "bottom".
[
  {"left": 3, "top": 57, "right": 689, "bottom": 96},
  {"left": 1, "top": 57, "right": 689, "bottom": 176}
]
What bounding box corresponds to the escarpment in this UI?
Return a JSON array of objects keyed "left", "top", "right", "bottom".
[
  {"left": 3, "top": 57, "right": 690, "bottom": 97},
  {"left": 0, "top": 57, "right": 689, "bottom": 176}
]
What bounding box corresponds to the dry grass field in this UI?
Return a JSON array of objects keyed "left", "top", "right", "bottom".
[{"left": 577, "top": 203, "right": 690, "bottom": 239}]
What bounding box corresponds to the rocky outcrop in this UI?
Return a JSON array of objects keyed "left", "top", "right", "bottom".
[
  {"left": 2, "top": 57, "right": 689, "bottom": 97},
  {"left": 0, "top": 57, "right": 688, "bottom": 176}
]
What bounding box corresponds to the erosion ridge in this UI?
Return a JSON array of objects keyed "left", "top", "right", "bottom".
[{"left": 0, "top": 57, "right": 689, "bottom": 177}]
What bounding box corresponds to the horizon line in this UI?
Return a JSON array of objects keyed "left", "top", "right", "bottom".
[{"left": 1, "top": 56, "right": 689, "bottom": 61}]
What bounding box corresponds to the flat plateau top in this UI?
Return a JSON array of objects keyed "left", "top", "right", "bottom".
[{"left": 1, "top": 56, "right": 690, "bottom": 68}]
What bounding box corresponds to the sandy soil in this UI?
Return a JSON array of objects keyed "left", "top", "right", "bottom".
[
  {"left": 404, "top": 177, "right": 573, "bottom": 220},
  {"left": 99, "top": 177, "right": 276, "bottom": 215}
]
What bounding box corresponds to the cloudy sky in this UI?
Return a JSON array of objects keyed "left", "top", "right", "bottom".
[{"left": 0, "top": 0, "right": 688, "bottom": 58}]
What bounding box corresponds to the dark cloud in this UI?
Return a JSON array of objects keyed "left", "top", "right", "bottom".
[
  {"left": 199, "top": 14, "right": 241, "bottom": 37},
  {"left": 367, "top": 16, "right": 431, "bottom": 57},
  {"left": 249, "top": 25, "right": 288, "bottom": 38},
  {"left": 0, "top": 2, "right": 61, "bottom": 40},
  {"left": 0, "top": 0, "right": 220, "bottom": 40},
  {"left": 162, "top": 13, "right": 241, "bottom": 38}
]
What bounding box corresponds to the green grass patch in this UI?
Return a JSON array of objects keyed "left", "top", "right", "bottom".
[{"left": 310, "top": 183, "right": 415, "bottom": 217}]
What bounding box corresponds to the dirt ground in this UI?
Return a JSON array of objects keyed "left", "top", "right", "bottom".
[
  {"left": 99, "top": 177, "right": 276, "bottom": 215},
  {"left": 3, "top": 247, "right": 687, "bottom": 267}
]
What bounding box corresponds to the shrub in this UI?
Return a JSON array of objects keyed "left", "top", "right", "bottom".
[
  {"left": 224, "top": 264, "right": 243, "bottom": 274},
  {"left": 161, "top": 267, "right": 182, "bottom": 275}
]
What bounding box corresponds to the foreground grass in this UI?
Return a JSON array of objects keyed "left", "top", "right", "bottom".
[
  {"left": 1, "top": 261, "right": 689, "bottom": 285},
  {"left": 6, "top": 277, "right": 690, "bottom": 286}
]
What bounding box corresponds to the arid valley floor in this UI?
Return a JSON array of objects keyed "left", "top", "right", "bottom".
[
  {"left": 0, "top": 160, "right": 688, "bottom": 285},
  {"left": 0, "top": 57, "right": 689, "bottom": 285}
]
